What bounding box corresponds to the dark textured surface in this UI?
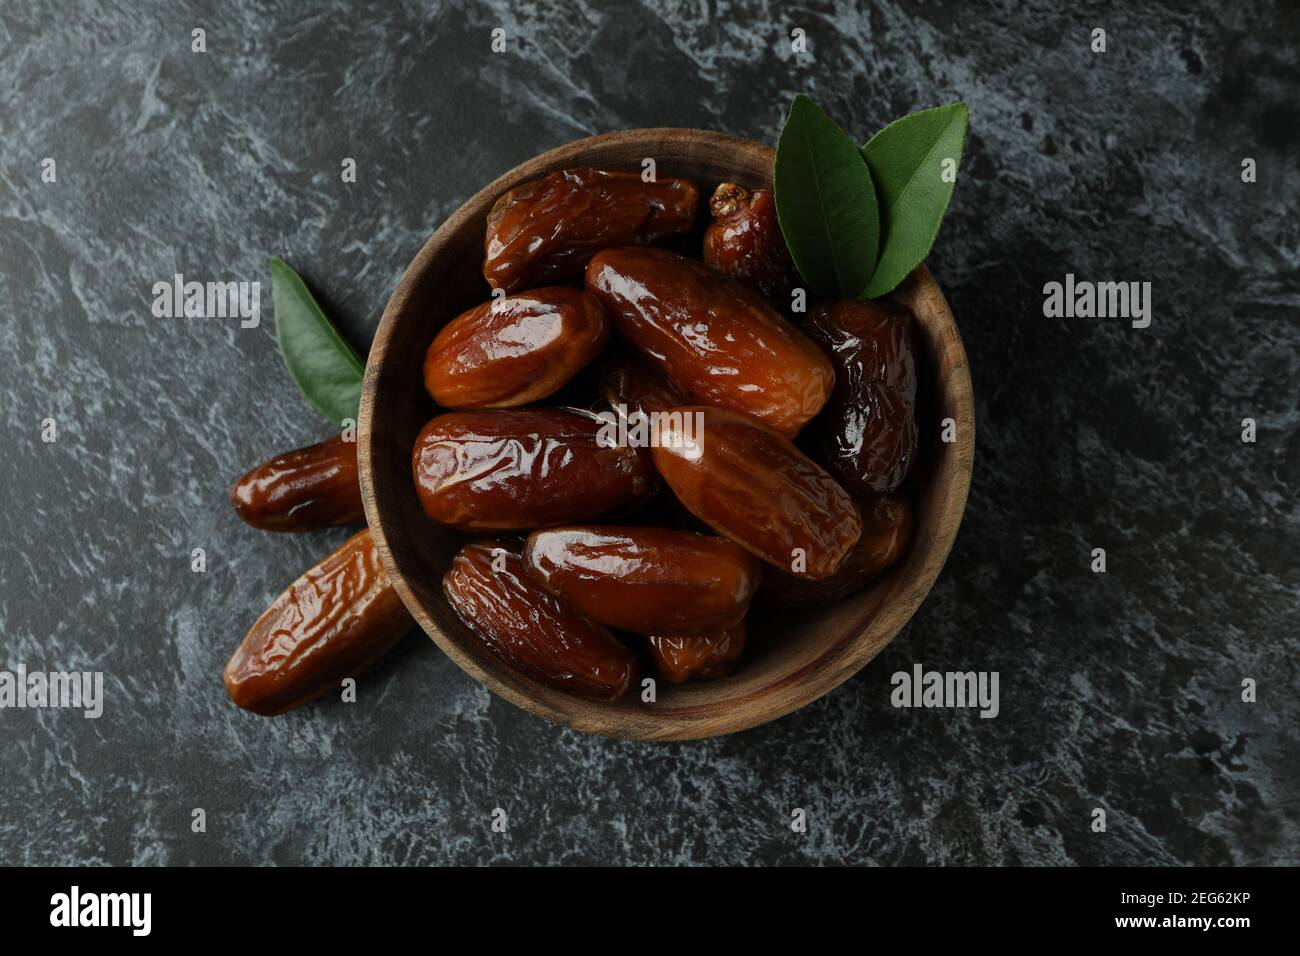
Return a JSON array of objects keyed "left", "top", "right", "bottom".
[{"left": 1, "top": 0, "right": 1297, "bottom": 866}]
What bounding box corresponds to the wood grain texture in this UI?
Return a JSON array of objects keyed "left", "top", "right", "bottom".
[{"left": 358, "top": 128, "right": 975, "bottom": 741}]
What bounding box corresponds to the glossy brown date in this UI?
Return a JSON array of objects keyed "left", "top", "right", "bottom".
[
  {"left": 412, "top": 408, "right": 657, "bottom": 531},
  {"left": 586, "top": 247, "right": 834, "bottom": 436},
  {"left": 443, "top": 540, "right": 638, "bottom": 701},
  {"left": 224, "top": 529, "right": 410, "bottom": 716},
  {"left": 761, "top": 493, "right": 913, "bottom": 605},
  {"left": 646, "top": 622, "right": 747, "bottom": 684},
  {"left": 483, "top": 167, "right": 699, "bottom": 292},
  {"left": 597, "top": 345, "right": 685, "bottom": 418},
  {"left": 423, "top": 288, "right": 609, "bottom": 409},
  {"left": 805, "top": 299, "right": 918, "bottom": 494},
  {"left": 522, "top": 525, "right": 759, "bottom": 635},
  {"left": 703, "top": 183, "right": 795, "bottom": 302},
  {"left": 651, "top": 406, "right": 861, "bottom": 579},
  {"left": 229, "top": 434, "right": 365, "bottom": 532}
]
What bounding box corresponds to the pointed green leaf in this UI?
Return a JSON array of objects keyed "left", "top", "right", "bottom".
[
  {"left": 774, "top": 94, "right": 880, "bottom": 298},
  {"left": 270, "top": 257, "right": 365, "bottom": 427},
  {"left": 861, "top": 103, "right": 968, "bottom": 298}
]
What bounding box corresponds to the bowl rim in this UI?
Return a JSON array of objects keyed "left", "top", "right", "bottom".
[{"left": 358, "top": 127, "right": 975, "bottom": 741}]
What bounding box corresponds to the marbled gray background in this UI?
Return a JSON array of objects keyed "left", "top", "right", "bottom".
[{"left": 1, "top": 0, "right": 1296, "bottom": 866}]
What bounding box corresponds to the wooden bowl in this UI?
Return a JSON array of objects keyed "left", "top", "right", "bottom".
[{"left": 358, "top": 129, "right": 974, "bottom": 741}]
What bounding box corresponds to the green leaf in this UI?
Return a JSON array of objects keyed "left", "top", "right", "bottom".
[
  {"left": 860, "top": 102, "right": 968, "bottom": 298},
  {"left": 774, "top": 94, "right": 880, "bottom": 299},
  {"left": 270, "top": 257, "right": 365, "bottom": 427}
]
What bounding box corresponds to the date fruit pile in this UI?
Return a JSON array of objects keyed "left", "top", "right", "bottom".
[
  {"left": 222, "top": 166, "right": 920, "bottom": 716},
  {"left": 416, "top": 167, "right": 920, "bottom": 702}
]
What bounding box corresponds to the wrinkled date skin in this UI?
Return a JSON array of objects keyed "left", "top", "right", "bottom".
[
  {"left": 423, "top": 288, "right": 610, "bottom": 409},
  {"left": 652, "top": 406, "right": 861, "bottom": 579},
  {"left": 229, "top": 434, "right": 365, "bottom": 532},
  {"left": 703, "top": 183, "right": 795, "bottom": 302},
  {"left": 483, "top": 167, "right": 699, "bottom": 292},
  {"left": 443, "top": 541, "right": 638, "bottom": 701},
  {"left": 586, "top": 247, "right": 834, "bottom": 436},
  {"left": 224, "top": 529, "right": 411, "bottom": 715},
  {"left": 413, "top": 408, "right": 656, "bottom": 531},
  {"left": 805, "top": 299, "right": 918, "bottom": 494},
  {"left": 647, "top": 622, "right": 747, "bottom": 684},
  {"left": 522, "top": 525, "right": 759, "bottom": 635},
  {"left": 597, "top": 345, "right": 685, "bottom": 418},
  {"left": 761, "top": 493, "right": 913, "bottom": 605}
]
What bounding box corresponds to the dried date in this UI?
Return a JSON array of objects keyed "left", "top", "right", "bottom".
[
  {"left": 229, "top": 434, "right": 365, "bottom": 532},
  {"left": 650, "top": 406, "right": 861, "bottom": 579},
  {"left": 805, "top": 299, "right": 918, "bottom": 494},
  {"left": 423, "top": 287, "right": 609, "bottom": 408},
  {"left": 646, "top": 623, "right": 747, "bottom": 684},
  {"left": 484, "top": 167, "right": 699, "bottom": 292},
  {"left": 443, "top": 540, "right": 637, "bottom": 701},
  {"left": 412, "top": 408, "right": 657, "bottom": 530},
  {"left": 702, "top": 183, "right": 795, "bottom": 301},
  {"left": 522, "top": 525, "right": 759, "bottom": 635},
  {"left": 586, "top": 247, "right": 833, "bottom": 435},
  {"left": 224, "top": 529, "right": 410, "bottom": 715},
  {"left": 761, "top": 493, "right": 913, "bottom": 604}
]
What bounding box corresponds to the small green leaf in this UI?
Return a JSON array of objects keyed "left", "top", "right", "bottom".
[
  {"left": 860, "top": 102, "right": 968, "bottom": 298},
  {"left": 270, "top": 257, "right": 364, "bottom": 427},
  {"left": 774, "top": 94, "right": 880, "bottom": 298}
]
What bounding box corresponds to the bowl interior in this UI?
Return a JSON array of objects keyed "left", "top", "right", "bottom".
[{"left": 359, "top": 129, "right": 974, "bottom": 741}]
